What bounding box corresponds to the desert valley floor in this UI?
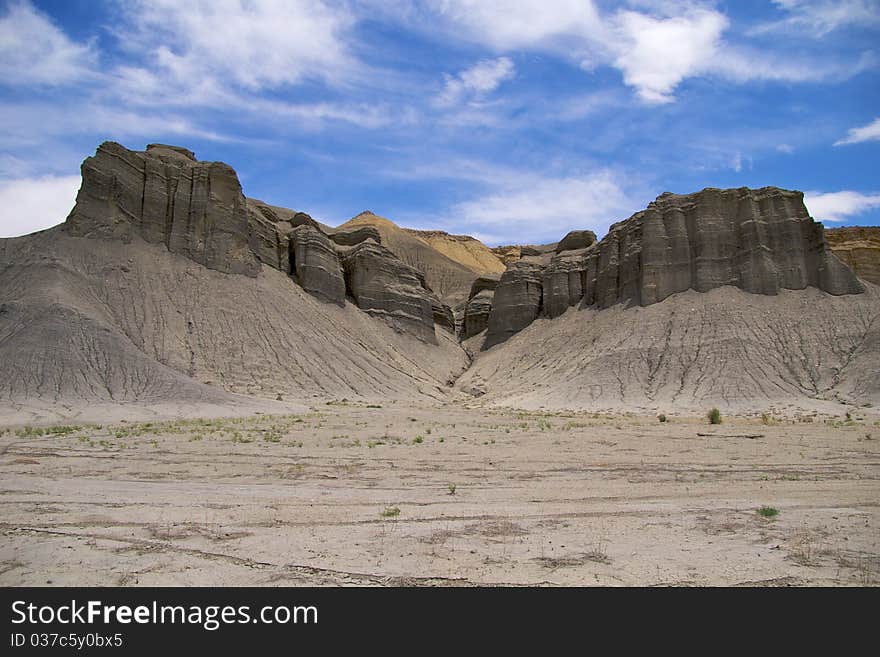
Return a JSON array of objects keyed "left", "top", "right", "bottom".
[{"left": 1, "top": 401, "right": 877, "bottom": 586}]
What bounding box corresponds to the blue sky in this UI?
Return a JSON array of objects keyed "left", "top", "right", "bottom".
[{"left": 0, "top": 0, "right": 878, "bottom": 244}]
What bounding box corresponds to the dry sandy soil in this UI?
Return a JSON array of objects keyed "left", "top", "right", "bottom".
[{"left": 1, "top": 402, "right": 878, "bottom": 586}]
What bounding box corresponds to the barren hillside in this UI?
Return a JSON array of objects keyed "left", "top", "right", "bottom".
[{"left": 458, "top": 285, "right": 880, "bottom": 412}]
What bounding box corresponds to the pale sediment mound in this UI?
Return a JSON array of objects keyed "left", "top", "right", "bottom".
[
  {"left": 0, "top": 230, "right": 466, "bottom": 414},
  {"left": 403, "top": 228, "right": 506, "bottom": 275},
  {"left": 459, "top": 285, "right": 880, "bottom": 412},
  {"left": 0, "top": 142, "right": 468, "bottom": 420},
  {"left": 2, "top": 141, "right": 878, "bottom": 418}
]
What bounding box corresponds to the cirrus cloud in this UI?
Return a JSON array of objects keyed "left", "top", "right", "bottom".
[{"left": 834, "top": 117, "right": 880, "bottom": 146}]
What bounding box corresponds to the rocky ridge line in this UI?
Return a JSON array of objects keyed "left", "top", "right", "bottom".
[{"left": 64, "top": 142, "right": 453, "bottom": 344}]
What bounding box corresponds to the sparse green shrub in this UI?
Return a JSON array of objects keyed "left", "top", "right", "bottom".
[
  {"left": 658, "top": 414, "right": 667, "bottom": 423},
  {"left": 413, "top": 435, "right": 424, "bottom": 444},
  {"left": 381, "top": 506, "right": 400, "bottom": 518},
  {"left": 447, "top": 483, "right": 456, "bottom": 496},
  {"left": 757, "top": 506, "right": 779, "bottom": 518},
  {"left": 707, "top": 408, "right": 722, "bottom": 425}
]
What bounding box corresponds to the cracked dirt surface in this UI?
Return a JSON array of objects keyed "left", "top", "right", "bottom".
[{"left": 1, "top": 404, "right": 877, "bottom": 586}]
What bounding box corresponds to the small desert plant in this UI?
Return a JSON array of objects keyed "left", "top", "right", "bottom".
[
  {"left": 707, "top": 408, "right": 722, "bottom": 425},
  {"left": 413, "top": 435, "right": 424, "bottom": 444},
  {"left": 381, "top": 506, "right": 400, "bottom": 518},
  {"left": 447, "top": 483, "right": 456, "bottom": 495},
  {"left": 757, "top": 506, "right": 779, "bottom": 518},
  {"left": 658, "top": 414, "right": 667, "bottom": 423}
]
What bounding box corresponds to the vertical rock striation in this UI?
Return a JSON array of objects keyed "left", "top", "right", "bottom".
[
  {"left": 62, "top": 141, "right": 453, "bottom": 341},
  {"left": 484, "top": 260, "right": 545, "bottom": 348},
  {"left": 483, "top": 187, "right": 864, "bottom": 348},
  {"left": 66, "top": 142, "right": 260, "bottom": 276}
]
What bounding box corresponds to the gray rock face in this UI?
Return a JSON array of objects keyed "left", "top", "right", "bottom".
[
  {"left": 543, "top": 249, "right": 590, "bottom": 318},
  {"left": 485, "top": 186, "right": 865, "bottom": 346},
  {"left": 341, "top": 241, "right": 438, "bottom": 343},
  {"left": 329, "top": 225, "right": 381, "bottom": 247},
  {"left": 555, "top": 229, "right": 597, "bottom": 253},
  {"left": 462, "top": 289, "right": 494, "bottom": 339},
  {"left": 289, "top": 225, "right": 346, "bottom": 306},
  {"left": 61, "top": 141, "right": 457, "bottom": 342},
  {"left": 484, "top": 260, "right": 544, "bottom": 348},
  {"left": 469, "top": 274, "right": 500, "bottom": 299},
  {"left": 247, "top": 203, "right": 292, "bottom": 272},
  {"left": 520, "top": 243, "right": 557, "bottom": 256},
  {"left": 430, "top": 294, "right": 456, "bottom": 333},
  {"left": 66, "top": 141, "right": 260, "bottom": 276},
  {"left": 600, "top": 187, "right": 864, "bottom": 306}
]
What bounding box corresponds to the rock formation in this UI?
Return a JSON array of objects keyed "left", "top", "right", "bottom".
[
  {"left": 484, "top": 260, "right": 545, "bottom": 348},
  {"left": 483, "top": 187, "right": 865, "bottom": 348},
  {"left": 338, "top": 212, "right": 497, "bottom": 307},
  {"left": 462, "top": 291, "right": 495, "bottom": 339},
  {"left": 555, "top": 230, "right": 597, "bottom": 253},
  {"left": 67, "top": 142, "right": 260, "bottom": 276},
  {"left": 430, "top": 295, "right": 456, "bottom": 333},
  {"left": 461, "top": 275, "right": 500, "bottom": 339},
  {"left": 62, "top": 141, "right": 455, "bottom": 342},
  {"left": 289, "top": 224, "right": 346, "bottom": 306},
  {"left": 341, "top": 241, "right": 440, "bottom": 343},
  {"left": 826, "top": 226, "right": 880, "bottom": 286},
  {"left": 490, "top": 245, "right": 522, "bottom": 267},
  {"left": 328, "top": 225, "right": 381, "bottom": 247}
]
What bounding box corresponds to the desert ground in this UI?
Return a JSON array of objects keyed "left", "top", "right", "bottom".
[{"left": 1, "top": 401, "right": 878, "bottom": 586}]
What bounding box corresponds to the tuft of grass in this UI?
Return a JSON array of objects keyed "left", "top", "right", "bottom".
[
  {"left": 707, "top": 408, "right": 722, "bottom": 425},
  {"left": 447, "top": 483, "right": 456, "bottom": 496},
  {"left": 412, "top": 435, "right": 424, "bottom": 444},
  {"left": 757, "top": 506, "right": 779, "bottom": 519},
  {"left": 380, "top": 506, "right": 400, "bottom": 518},
  {"left": 658, "top": 414, "right": 667, "bottom": 423}
]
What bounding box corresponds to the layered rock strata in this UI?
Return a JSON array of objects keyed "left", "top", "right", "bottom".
[
  {"left": 63, "top": 142, "right": 451, "bottom": 342},
  {"left": 341, "top": 241, "right": 439, "bottom": 344},
  {"left": 66, "top": 142, "right": 260, "bottom": 276},
  {"left": 483, "top": 187, "right": 864, "bottom": 348},
  {"left": 826, "top": 226, "right": 880, "bottom": 286}
]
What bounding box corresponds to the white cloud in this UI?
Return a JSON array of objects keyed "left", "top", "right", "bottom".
[
  {"left": 417, "top": 1, "right": 868, "bottom": 104},
  {"left": 430, "top": 0, "right": 602, "bottom": 51},
  {"left": 766, "top": 0, "right": 880, "bottom": 37},
  {"left": 0, "top": 175, "right": 80, "bottom": 238},
  {"left": 834, "top": 117, "right": 880, "bottom": 146},
  {"left": 777, "top": 143, "right": 794, "bottom": 153},
  {"left": 121, "top": 0, "right": 359, "bottom": 92},
  {"left": 611, "top": 9, "right": 727, "bottom": 104},
  {"left": 0, "top": 1, "right": 96, "bottom": 86},
  {"left": 449, "top": 169, "right": 639, "bottom": 243},
  {"left": 436, "top": 57, "right": 515, "bottom": 106},
  {"left": 805, "top": 190, "right": 880, "bottom": 222}
]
